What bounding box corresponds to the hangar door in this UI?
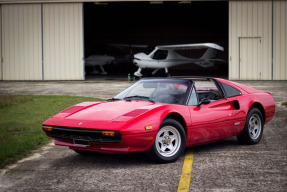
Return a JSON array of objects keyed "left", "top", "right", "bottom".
[
  {"left": 2, "top": 4, "right": 42, "bottom": 80},
  {"left": 43, "top": 3, "right": 84, "bottom": 80},
  {"left": 0, "top": 5, "right": 2, "bottom": 80},
  {"left": 239, "top": 37, "right": 262, "bottom": 80}
]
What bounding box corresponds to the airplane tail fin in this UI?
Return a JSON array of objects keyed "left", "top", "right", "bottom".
[
  {"left": 194, "top": 48, "right": 219, "bottom": 68},
  {"left": 200, "top": 48, "right": 217, "bottom": 59}
]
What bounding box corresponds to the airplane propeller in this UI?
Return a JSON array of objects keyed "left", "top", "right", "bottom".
[{"left": 108, "top": 43, "right": 148, "bottom": 64}]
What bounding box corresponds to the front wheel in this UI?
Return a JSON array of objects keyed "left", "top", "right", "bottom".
[
  {"left": 237, "top": 108, "right": 264, "bottom": 145},
  {"left": 147, "top": 119, "right": 186, "bottom": 163}
]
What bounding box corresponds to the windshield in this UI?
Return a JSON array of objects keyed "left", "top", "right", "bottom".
[{"left": 114, "top": 79, "right": 190, "bottom": 105}]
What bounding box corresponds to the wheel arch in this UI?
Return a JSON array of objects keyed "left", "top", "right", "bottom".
[
  {"left": 163, "top": 112, "right": 187, "bottom": 135},
  {"left": 249, "top": 102, "right": 266, "bottom": 123}
]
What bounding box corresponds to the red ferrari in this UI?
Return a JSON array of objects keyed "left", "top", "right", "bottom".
[{"left": 42, "top": 77, "right": 275, "bottom": 163}]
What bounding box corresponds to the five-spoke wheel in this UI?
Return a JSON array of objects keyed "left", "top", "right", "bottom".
[
  {"left": 237, "top": 108, "right": 264, "bottom": 145},
  {"left": 148, "top": 118, "right": 186, "bottom": 163},
  {"left": 248, "top": 114, "right": 262, "bottom": 140},
  {"left": 155, "top": 126, "right": 181, "bottom": 158}
]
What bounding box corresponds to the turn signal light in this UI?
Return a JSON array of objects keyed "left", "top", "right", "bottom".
[
  {"left": 43, "top": 126, "right": 53, "bottom": 132},
  {"left": 145, "top": 126, "right": 152, "bottom": 130},
  {"left": 102, "top": 131, "right": 115, "bottom": 137}
]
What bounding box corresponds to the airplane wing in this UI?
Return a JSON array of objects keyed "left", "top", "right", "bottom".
[
  {"left": 156, "top": 43, "right": 224, "bottom": 51},
  {"left": 208, "top": 59, "right": 227, "bottom": 63},
  {"left": 109, "top": 44, "right": 148, "bottom": 48}
]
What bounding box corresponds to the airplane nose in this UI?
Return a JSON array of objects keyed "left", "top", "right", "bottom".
[{"left": 133, "top": 57, "right": 141, "bottom": 66}]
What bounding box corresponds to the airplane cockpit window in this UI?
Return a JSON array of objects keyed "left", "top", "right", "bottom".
[
  {"left": 152, "top": 50, "right": 168, "bottom": 60},
  {"left": 144, "top": 45, "right": 156, "bottom": 55}
]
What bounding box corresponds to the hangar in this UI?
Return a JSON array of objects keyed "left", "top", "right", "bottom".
[{"left": 0, "top": 0, "right": 286, "bottom": 81}]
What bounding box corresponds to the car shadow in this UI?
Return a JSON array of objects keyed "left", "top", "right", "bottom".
[
  {"left": 50, "top": 137, "right": 242, "bottom": 168},
  {"left": 50, "top": 150, "right": 159, "bottom": 169},
  {"left": 187, "top": 137, "right": 242, "bottom": 153}
]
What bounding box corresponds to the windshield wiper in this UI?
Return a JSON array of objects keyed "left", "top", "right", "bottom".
[
  {"left": 107, "top": 98, "right": 121, "bottom": 101},
  {"left": 123, "top": 95, "right": 155, "bottom": 103}
]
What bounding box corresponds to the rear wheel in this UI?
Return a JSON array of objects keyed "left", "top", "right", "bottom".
[
  {"left": 237, "top": 108, "right": 264, "bottom": 145},
  {"left": 147, "top": 119, "right": 186, "bottom": 163}
]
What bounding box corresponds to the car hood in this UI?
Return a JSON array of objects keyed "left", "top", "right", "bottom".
[
  {"left": 66, "top": 100, "right": 154, "bottom": 121},
  {"left": 43, "top": 100, "right": 163, "bottom": 130}
]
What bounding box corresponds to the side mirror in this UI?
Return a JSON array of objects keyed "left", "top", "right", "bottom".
[{"left": 197, "top": 98, "right": 211, "bottom": 107}]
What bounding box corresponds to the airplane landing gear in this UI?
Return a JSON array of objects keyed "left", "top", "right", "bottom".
[{"left": 134, "top": 68, "right": 143, "bottom": 77}]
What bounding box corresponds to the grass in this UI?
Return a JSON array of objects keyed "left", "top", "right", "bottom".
[
  {"left": 283, "top": 101, "right": 287, "bottom": 107},
  {"left": 0, "top": 95, "right": 103, "bottom": 169}
]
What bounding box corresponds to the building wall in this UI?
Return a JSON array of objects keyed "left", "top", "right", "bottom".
[
  {"left": 0, "top": 1, "right": 285, "bottom": 81},
  {"left": 0, "top": 5, "right": 2, "bottom": 80},
  {"left": 0, "top": 0, "right": 213, "bottom": 3},
  {"left": 229, "top": 0, "right": 272, "bottom": 80},
  {"left": 43, "top": 3, "right": 84, "bottom": 80},
  {"left": 2, "top": 4, "right": 42, "bottom": 80},
  {"left": 274, "top": 0, "right": 287, "bottom": 80},
  {"left": 1, "top": 3, "right": 83, "bottom": 81}
]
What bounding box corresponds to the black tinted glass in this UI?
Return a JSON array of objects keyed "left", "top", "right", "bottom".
[{"left": 221, "top": 82, "right": 241, "bottom": 98}]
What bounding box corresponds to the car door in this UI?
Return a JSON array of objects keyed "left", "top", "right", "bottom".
[{"left": 186, "top": 80, "right": 237, "bottom": 146}]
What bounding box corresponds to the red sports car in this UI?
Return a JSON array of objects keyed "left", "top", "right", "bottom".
[{"left": 42, "top": 77, "right": 275, "bottom": 163}]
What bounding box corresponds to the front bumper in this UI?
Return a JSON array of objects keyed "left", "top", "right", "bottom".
[
  {"left": 44, "top": 126, "right": 122, "bottom": 143},
  {"left": 44, "top": 127, "right": 156, "bottom": 153}
]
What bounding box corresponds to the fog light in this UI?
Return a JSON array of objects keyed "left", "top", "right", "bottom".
[
  {"left": 102, "top": 131, "right": 115, "bottom": 137},
  {"left": 43, "top": 126, "right": 53, "bottom": 132}
]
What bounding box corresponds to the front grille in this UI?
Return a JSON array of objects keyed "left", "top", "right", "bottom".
[{"left": 44, "top": 127, "right": 121, "bottom": 143}]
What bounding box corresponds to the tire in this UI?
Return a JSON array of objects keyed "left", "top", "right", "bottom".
[
  {"left": 237, "top": 108, "right": 264, "bottom": 145},
  {"left": 73, "top": 150, "right": 97, "bottom": 156},
  {"left": 147, "top": 118, "right": 186, "bottom": 163}
]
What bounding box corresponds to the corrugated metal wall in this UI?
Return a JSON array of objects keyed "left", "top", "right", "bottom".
[
  {"left": 2, "top": 4, "right": 42, "bottom": 80},
  {"left": 43, "top": 3, "right": 83, "bottom": 80},
  {"left": 274, "top": 0, "right": 287, "bottom": 80},
  {"left": 0, "top": 5, "right": 2, "bottom": 80},
  {"left": 229, "top": 1, "right": 272, "bottom": 80}
]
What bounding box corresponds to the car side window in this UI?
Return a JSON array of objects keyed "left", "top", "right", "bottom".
[
  {"left": 221, "top": 82, "right": 241, "bottom": 98},
  {"left": 188, "top": 86, "right": 198, "bottom": 106},
  {"left": 193, "top": 79, "right": 223, "bottom": 103}
]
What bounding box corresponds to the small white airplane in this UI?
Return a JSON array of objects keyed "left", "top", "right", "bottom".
[
  {"left": 132, "top": 43, "right": 224, "bottom": 77},
  {"left": 84, "top": 44, "right": 142, "bottom": 75},
  {"left": 85, "top": 54, "right": 115, "bottom": 75}
]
